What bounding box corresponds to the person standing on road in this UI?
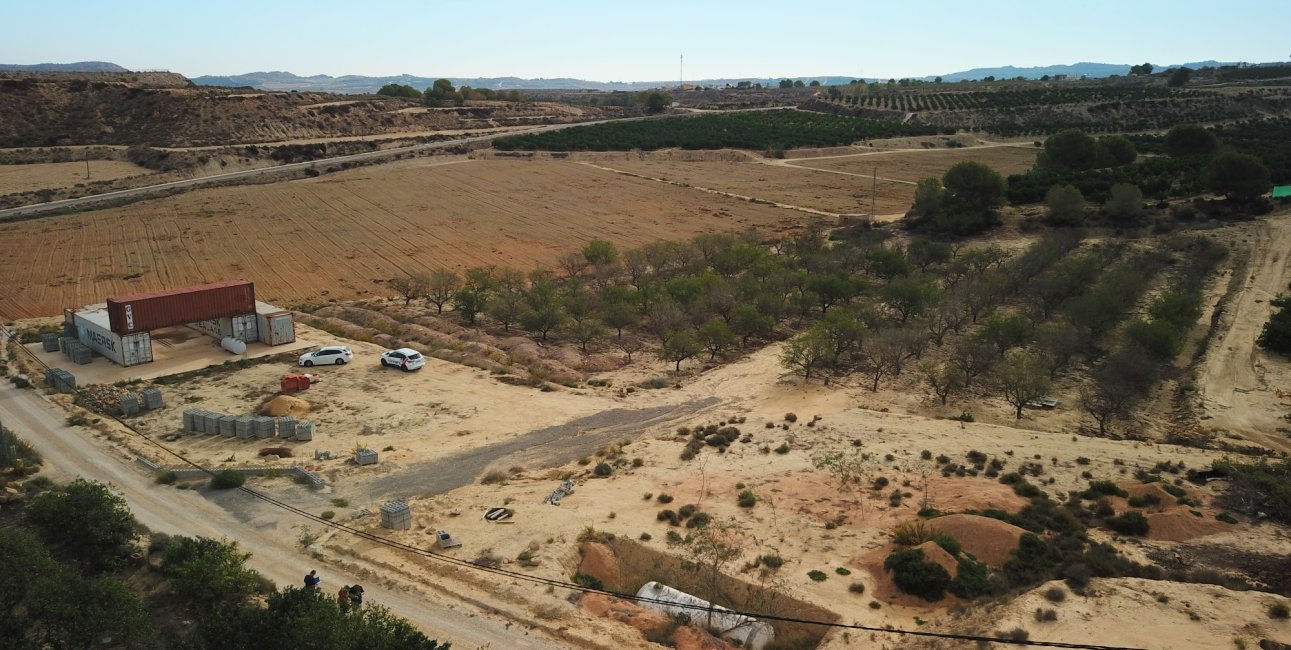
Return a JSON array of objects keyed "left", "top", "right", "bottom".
[
  {"left": 304, "top": 569, "right": 320, "bottom": 591},
  {"left": 337, "top": 585, "right": 351, "bottom": 613},
  {"left": 348, "top": 584, "right": 364, "bottom": 607}
]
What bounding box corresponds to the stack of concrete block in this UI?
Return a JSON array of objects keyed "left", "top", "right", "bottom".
[
  {"left": 252, "top": 417, "right": 274, "bottom": 439},
  {"left": 219, "top": 415, "right": 237, "bottom": 437},
  {"left": 141, "top": 387, "right": 164, "bottom": 410},
  {"left": 204, "top": 412, "right": 224, "bottom": 434},
  {"left": 41, "top": 332, "right": 60, "bottom": 352},
  {"left": 380, "top": 501, "right": 411, "bottom": 530},
  {"left": 355, "top": 448, "right": 378, "bottom": 465},
  {"left": 294, "top": 420, "right": 315, "bottom": 441},
  {"left": 276, "top": 416, "right": 295, "bottom": 439},
  {"left": 120, "top": 394, "right": 141, "bottom": 417},
  {"left": 44, "top": 368, "right": 76, "bottom": 393},
  {"left": 234, "top": 416, "right": 253, "bottom": 439}
]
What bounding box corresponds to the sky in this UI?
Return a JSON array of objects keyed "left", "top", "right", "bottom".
[{"left": 2, "top": 0, "right": 1286, "bottom": 81}]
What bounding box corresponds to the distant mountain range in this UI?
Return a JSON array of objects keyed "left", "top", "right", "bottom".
[
  {"left": 931, "top": 61, "right": 1233, "bottom": 82},
  {"left": 0, "top": 61, "right": 130, "bottom": 73},
  {"left": 187, "top": 61, "right": 1242, "bottom": 93},
  {"left": 0, "top": 60, "right": 1260, "bottom": 92}
]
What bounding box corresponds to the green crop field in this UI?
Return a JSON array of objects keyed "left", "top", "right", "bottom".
[{"left": 493, "top": 110, "right": 950, "bottom": 152}]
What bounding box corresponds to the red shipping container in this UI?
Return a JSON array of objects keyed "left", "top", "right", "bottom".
[{"left": 107, "top": 280, "right": 255, "bottom": 335}]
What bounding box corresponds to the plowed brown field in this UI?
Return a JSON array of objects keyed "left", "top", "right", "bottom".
[
  {"left": 0, "top": 160, "right": 154, "bottom": 194},
  {"left": 789, "top": 144, "right": 1038, "bottom": 180},
  {"left": 578, "top": 144, "right": 1038, "bottom": 218},
  {"left": 0, "top": 159, "right": 804, "bottom": 318}
]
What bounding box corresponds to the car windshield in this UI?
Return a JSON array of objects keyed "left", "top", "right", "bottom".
[{"left": 407, "top": 353, "right": 422, "bottom": 360}]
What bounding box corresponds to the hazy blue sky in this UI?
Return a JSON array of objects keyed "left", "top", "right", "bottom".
[{"left": 3, "top": 0, "right": 1285, "bottom": 80}]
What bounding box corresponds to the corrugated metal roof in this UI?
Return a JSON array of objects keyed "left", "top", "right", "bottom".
[{"left": 1273, "top": 185, "right": 1291, "bottom": 198}]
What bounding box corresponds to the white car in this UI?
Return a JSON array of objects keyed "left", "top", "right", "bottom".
[
  {"left": 298, "top": 345, "right": 353, "bottom": 367},
  {"left": 380, "top": 347, "right": 426, "bottom": 371}
]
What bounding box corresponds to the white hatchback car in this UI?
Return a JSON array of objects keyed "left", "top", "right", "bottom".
[
  {"left": 379, "top": 347, "right": 426, "bottom": 371},
  {"left": 298, "top": 345, "right": 354, "bottom": 367}
]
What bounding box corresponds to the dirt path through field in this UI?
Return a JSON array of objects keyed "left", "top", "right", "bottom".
[{"left": 1198, "top": 212, "right": 1291, "bottom": 453}]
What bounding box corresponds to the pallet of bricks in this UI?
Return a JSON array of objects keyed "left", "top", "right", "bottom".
[
  {"left": 58, "top": 336, "right": 92, "bottom": 365},
  {"left": 181, "top": 409, "right": 314, "bottom": 441}
]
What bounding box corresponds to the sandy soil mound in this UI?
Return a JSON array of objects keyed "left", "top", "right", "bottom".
[
  {"left": 926, "top": 514, "right": 1026, "bottom": 567},
  {"left": 1145, "top": 511, "right": 1237, "bottom": 542},
  {"left": 915, "top": 540, "right": 961, "bottom": 576},
  {"left": 578, "top": 593, "right": 672, "bottom": 639},
  {"left": 671, "top": 626, "right": 740, "bottom": 650},
  {"left": 578, "top": 542, "right": 626, "bottom": 591},
  {"left": 857, "top": 542, "right": 963, "bottom": 609},
  {"left": 261, "top": 395, "right": 311, "bottom": 417}
]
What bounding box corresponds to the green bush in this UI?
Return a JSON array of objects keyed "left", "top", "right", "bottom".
[
  {"left": 884, "top": 548, "right": 951, "bottom": 601},
  {"left": 1270, "top": 602, "right": 1290, "bottom": 619},
  {"left": 737, "top": 489, "right": 757, "bottom": 508},
  {"left": 572, "top": 573, "right": 604, "bottom": 590},
  {"left": 1107, "top": 511, "right": 1149, "bottom": 536},
  {"left": 931, "top": 533, "right": 962, "bottom": 556},
  {"left": 593, "top": 462, "right": 613, "bottom": 477},
  {"left": 760, "top": 554, "right": 785, "bottom": 569},
  {"left": 155, "top": 471, "right": 178, "bottom": 485},
  {"left": 949, "top": 555, "right": 995, "bottom": 599},
  {"left": 807, "top": 570, "right": 828, "bottom": 582},
  {"left": 1080, "top": 480, "right": 1128, "bottom": 499},
  {"left": 210, "top": 470, "right": 246, "bottom": 490}
]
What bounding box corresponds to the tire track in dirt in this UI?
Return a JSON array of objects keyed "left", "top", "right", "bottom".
[{"left": 1198, "top": 213, "right": 1291, "bottom": 453}]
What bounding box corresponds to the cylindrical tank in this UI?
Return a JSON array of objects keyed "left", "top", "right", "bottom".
[{"left": 220, "top": 337, "right": 247, "bottom": 355}]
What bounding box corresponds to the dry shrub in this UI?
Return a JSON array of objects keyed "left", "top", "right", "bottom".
[
  {"left": 892, "top": 521, "right": 933, "bottom": 546},
  {"left": 531, "top": 603, "right": 565, "bottom": 620}
]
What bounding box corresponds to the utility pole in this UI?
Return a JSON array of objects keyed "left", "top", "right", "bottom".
[
  {"left": 85, "top": 149, "right": 90, "bottom": 180},
  {"left": 679, "top": 54, "right": 684, "bottom": 89}
]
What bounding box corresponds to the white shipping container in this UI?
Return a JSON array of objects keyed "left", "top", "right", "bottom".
[
  {"left": 189, "top": 316, "right": 233, "bottom": 340},
  {"left": 255, "top": 301, "right": 295, "bottom": 346},
  {"left": 73, "top": 308, "right": 154, "bottom": 366}
]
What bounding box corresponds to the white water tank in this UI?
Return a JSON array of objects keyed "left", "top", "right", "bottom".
[
  {"left": 634, "top": 581, "right": 775, "bottom": 650},
  {"left": 220, "top": 336, "right": 247, "bottom": 355}
]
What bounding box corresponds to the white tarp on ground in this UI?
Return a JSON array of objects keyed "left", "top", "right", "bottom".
[{"left": 634, "top": 581, "right": 775, "bottom": 650}]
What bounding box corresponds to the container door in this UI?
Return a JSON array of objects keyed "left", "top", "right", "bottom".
[
  {"left": 233, "top": 314, "right": 258, "bottom": 342},
  {"left": 270, "top": 314, "right": 295, "bottom": 346},
  {"left": 124, "top": 333, "right": 153, "bottom": 366}
]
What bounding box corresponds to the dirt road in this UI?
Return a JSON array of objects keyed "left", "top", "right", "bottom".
[
  {"left": 0, "top": 332, "right": 561, "bottom": 650},
  {"left": 366, "top": 398, "right": 720, "bottom": 499},
  {"left": 1197, "top": 213, "right": 1291, "bottom": 453}
]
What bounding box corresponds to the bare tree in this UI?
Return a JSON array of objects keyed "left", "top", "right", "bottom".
[
  {"left": 780, "top": 331, "right": 832, "bottom": 383},
  {"left": 990, "top": 350, "right": 1051, "bottom": 419},
  {"left": 811, "top": 448, "right": 872, "bottom": 517},
  {"left": 388, "top": 272, "right": 429, "bottom": 305},
  {"left": 948, "top": 337, "right": 997, "bottom": 387},
  {"left": 922, "top": 360, "right": 965, "bottom": 405},
  {"left": 425, "top": 268, "right": 461, "bottom": 314},
  {"left": 857, "top": 329, "right": 906, "bottom": 391},
  {"left": 556, "top": 250, "right": 587, "bottom": 280},
  {"left": 678, "top": 517, "right": 744, "bottom": 631},
  {"left": 615, "top": 336, "right": 646, "bottom": 363},
  {"left": 1080, "top": 347, "right": 1158, "bottom": 435}
]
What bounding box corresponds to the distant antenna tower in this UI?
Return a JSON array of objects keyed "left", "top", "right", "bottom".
[{"left": 680, "top": 54, "right": 684, "bottom": 88}]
